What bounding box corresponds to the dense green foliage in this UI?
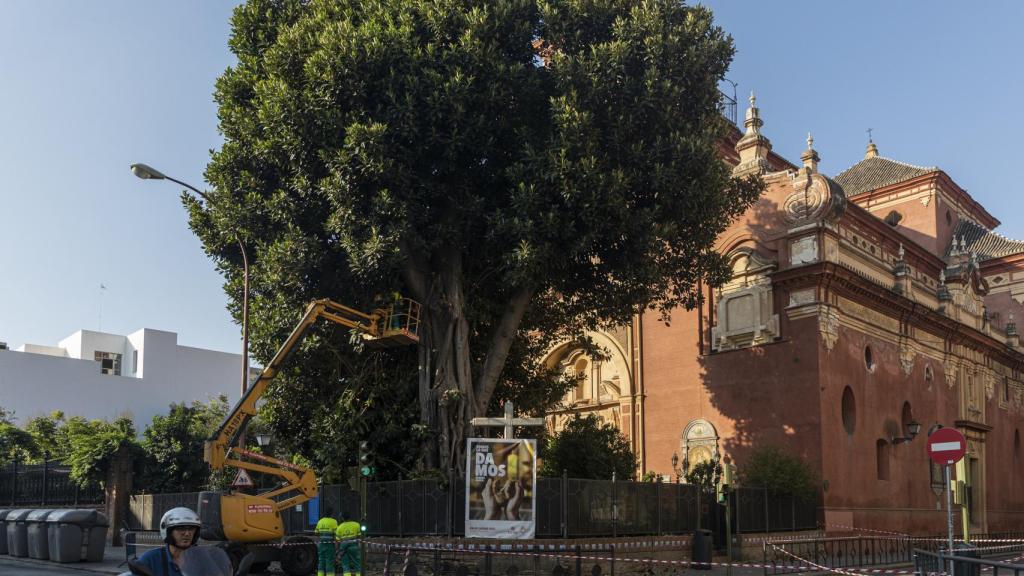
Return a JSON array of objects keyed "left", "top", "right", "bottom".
[
  {"left": 0, "top": 400, "right": 240, "bottom": 492},
  {"left": 539, "top": 415, "right": 636, "bottom": 480},
  {"left": 189, "top": 0, "right": 760, "bottom": 474},
  {"left": 140, "top": 397, "right": 229, "bottom": 493},
  {"left": 685, "top": 458, "right": 722, "bottom": 494},
  {"left": 738, "top": 445, "right": 818, "bottom": 501},
  {"left": 63, "top": 416, "right": 141, "bottom": 487}
]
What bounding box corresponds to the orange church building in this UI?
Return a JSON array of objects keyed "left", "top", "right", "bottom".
[{"left": 544, "top": 94, "right": 1024, "bottom": 534}]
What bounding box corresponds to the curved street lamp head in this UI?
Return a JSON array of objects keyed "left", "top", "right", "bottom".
[{"left": 130, "top": 163, "right": 166, "bottom": 180}]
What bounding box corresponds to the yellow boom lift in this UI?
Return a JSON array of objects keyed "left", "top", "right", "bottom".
[{"left": 198, "top": 298, "right": 420, "bottom": 575}]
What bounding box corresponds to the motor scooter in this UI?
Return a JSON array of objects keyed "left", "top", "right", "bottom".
[{"left": 119, "top": 545, "right": 254, "bottom": 576}]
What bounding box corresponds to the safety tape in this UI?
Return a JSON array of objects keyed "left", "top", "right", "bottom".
[
  {"left": 822, "top": 525, "right": 913, "bottom": 538},
  {"left": 368, "top": 542, "right": 806, "bottom": 571},
  {"left": 770, "top": 544, "right": 894, "bottom": 576}
]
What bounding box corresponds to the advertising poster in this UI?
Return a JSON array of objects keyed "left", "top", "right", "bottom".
[{"left": 465, "top": 438, "right": 537, "bottom": 539}]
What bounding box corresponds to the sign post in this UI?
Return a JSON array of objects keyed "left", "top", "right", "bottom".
[
  {"left": 928, "top": 427, "right": 967, "bottom": 575},
  {"left": 467, "top": 401, "right": 545, "bottom": 539}
]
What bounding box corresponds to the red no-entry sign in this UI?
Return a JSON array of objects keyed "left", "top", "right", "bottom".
[{"left": 927, "top": 427, "right": 966, "bottom": 465}]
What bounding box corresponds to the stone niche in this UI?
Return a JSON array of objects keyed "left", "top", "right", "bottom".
[{"left": 712, "top": 248, "right": 780, "bottom": 351}]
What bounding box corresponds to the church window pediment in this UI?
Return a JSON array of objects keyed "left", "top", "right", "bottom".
[{"left": 712, "top": 248, "right": 779, "bottom": 351}]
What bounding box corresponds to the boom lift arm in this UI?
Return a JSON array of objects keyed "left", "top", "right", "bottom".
[{"left": 202, "top": 297, "right": 419, "bottom": 533}]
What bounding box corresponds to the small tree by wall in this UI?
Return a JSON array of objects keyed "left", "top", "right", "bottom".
[
  {"left": 738, "top": 445, "right": 818, "bottom": 501},
  {"left": 540, "top": 415, "right": 637, "bottom": 480}
]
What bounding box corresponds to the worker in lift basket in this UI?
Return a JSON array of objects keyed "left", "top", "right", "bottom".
[
  {"left": 336, "top": 517, "right": 363, "bottom": 576},
  {"left": 315, "top": 510, "right": 340, "bottom": 576},
  {"left": 135, "top": 507, "right": 202, "bottom": 576}
]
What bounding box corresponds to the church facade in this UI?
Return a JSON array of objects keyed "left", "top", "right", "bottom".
[{"left": 543, "top": 96, "right": 1024, "bottom": 534}]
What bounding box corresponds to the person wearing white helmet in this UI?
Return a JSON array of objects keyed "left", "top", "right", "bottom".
[{"left": 135, "top": 507, "right": 202, "bottom": 575}]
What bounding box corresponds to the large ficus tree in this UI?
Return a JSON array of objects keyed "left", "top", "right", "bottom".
[{"left": 196, "top": 0, "right": 760, "bottom": 473}]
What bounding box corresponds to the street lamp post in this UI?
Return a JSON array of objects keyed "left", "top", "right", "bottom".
[{"left": 130, "top": 163, "right": 250, "bottom": 397}]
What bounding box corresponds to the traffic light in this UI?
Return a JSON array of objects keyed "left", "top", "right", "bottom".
[{"left": 358, "top": 441, "right": 374, "bottom": 477}]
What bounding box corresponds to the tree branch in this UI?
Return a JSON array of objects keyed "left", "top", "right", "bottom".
[{"left": 473, "top": 285, "right": 534, "bottom": 416}]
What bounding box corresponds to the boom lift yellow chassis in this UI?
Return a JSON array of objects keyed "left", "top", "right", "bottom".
[{"left": 197, "top": 298, "right": 419, "bottom": 575}]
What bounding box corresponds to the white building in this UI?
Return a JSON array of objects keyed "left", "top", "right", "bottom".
[{"left": 0, "top": 328, "right": 245, "bottom": 427}]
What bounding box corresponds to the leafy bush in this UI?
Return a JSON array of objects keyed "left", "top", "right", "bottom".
[
  {"left": 540, "top": 415, "right": 636, "bottom": 480},
  {"left": 738, "top": 445, "right": 818, "bottom": 501}
]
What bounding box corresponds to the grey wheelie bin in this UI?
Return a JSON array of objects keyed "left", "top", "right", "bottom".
[
  {"left": 48, "top": 509, "right": 109, "bottom": 563},
  {"left": 0, "top": 509, "right": 12, "bottom": 554},
  {"left": 6, "top": 509, "right": 32, "bottom": 557},
  {"left": 26, "top": 509, "right": 56, "bottom": 560}
]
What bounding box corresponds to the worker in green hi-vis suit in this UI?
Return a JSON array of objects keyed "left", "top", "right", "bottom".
[
  {"left": 315, "top": 514, "right": 339, "bottom": 576},
  {"left": 336, "top": 519, "right": 362, "bottom": 576}
]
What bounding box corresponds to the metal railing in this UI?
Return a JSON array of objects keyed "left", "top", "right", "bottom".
[
  {"left": 369, "top": 544, "right": 618, "bottom": 576},
  {"left": 720, "top": 89, "right": 738, "bottom": 126},
  {"left": 914, "top": 547, "right": 1024, "bottom": 576},
  {"left": 0, "top": 458, "right": 103, "bottom": 506},
  {"left": 731, "top": 487, "right": 818, "bottom": 534},
  {"left": 274, "top": 477, "right": 816, "bottom": 539},
  {"left": 765, "top": 534, "right": 1024, "bottom": 575},
  {"left": 127, "top": 491, "right": 203, "bottom": 530}
]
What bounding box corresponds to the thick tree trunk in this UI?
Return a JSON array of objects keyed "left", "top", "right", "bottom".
[{"left": 403, "top": 246, "right": 535, "bottom": 475}]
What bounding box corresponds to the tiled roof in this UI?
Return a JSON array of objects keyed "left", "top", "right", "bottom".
[
  {"left": 948, "top": 219, "right": 1024, "bottom": 261},
  {"left": 833, "top": 156, "right": 937, "bottom": 197}
]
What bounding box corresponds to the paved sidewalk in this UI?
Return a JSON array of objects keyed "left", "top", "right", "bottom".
[{"left": 0, "top": 544, "right": 127, "bottom": 574}]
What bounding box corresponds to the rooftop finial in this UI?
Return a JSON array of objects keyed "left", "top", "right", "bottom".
[
  {"left": 959, "top": 236, "right": 966, "bottom": 252},
  {"left": 865, "top": 127, "right": 879, "bottom": 159},
  {"left": 939, "top": 269, "right": 946, "bottom": 284},
  {"left": 733, "top": 89, "right": 771, "bottom": 176},
  {"left": 898, "top": 243, "right": 905, "bottom": 260},
  {"left": 800, "top": 131, "right": 819, "bottom": 173}
]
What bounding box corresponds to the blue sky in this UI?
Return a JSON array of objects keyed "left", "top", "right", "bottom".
[{"left": 1, "top": 1, "right": 1022, "bottom": 354}]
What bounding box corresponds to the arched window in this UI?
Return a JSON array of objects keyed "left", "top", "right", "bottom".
[
  {"left": 876, "top": 439, "right": 890, "bottom": 480},
  {"left": 901, "top": 402, "right": 914, "bottom": 434},
  {"left": 842, "top": 387, "right": 856, "bottom": 435},
  {"left": 574, "top": 358, "right": 589, "bottom": 401},
  {"left": 865, "top": 346, "right": 875, "bottom": 372}
]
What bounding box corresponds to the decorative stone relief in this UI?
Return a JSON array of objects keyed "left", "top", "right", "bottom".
[
  {"left": 784, "top": 173, "right": 845, "bottom": 224},
  {"left": 712, "top": 284, "right": 780, "bottom": 351},
  {"left": 790, "top": 236, "right": 819, "bottom": 265},
  {"left": 944, "top": 358, "right": 958, "bottom": 389},
  {"left": 788, "top": 288, "right": 816, "bottom": 307},
  {"left": 985, "top": 371, "right": 996, "bottom": 401},
  {"left": 819, "top": 307, "right": 840, "bottom": 352},
  {"left": 838, "top": 298, "right": 901, "bottom": 332},
  {"left": 899, "top": 343, "right": 915, "bottom": 376},
  {"left": 1012, "top": 288, "right": 1024, "bottom": 306},
  {"left": 920, "top": 194, "right": 932, "bottom": 207},
  {"left": 712, "top": 249, "right": 779, "bottom": 352}
]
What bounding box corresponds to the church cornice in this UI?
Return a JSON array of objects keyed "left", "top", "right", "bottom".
[
  {"left": 772, "top": 261, "right": 1024, "bottom": 369},
  {"left": 954, "top": 419, "right": 994, "bottom": 433}
]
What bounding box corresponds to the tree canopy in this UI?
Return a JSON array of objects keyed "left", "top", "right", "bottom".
[
  {"left": 195, "top": 0, "right": 760, "bottom": 474},
  {"left": 539, "top": 414, "right": 636, "bottom": 480},
  {"left": 738, "top": 445, "right": 819, "bottom": 501},
  {"left": 140, "top": 397, "right": 229, "bottom": 493}
]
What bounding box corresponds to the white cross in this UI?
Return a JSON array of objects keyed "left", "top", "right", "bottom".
[{"left": 470, "top": 401, "right": 545, "bottom": 439}]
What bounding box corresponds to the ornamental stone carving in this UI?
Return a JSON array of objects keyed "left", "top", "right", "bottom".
[
  {"left": 819, "top": 307, "right": 840, "bottom": 352},
  {"left": 784, "top": 173, "right": 846, "bottom": 225},
  {"left": 899, "top": 342, "right": 915, "bottom": 376},
  {"left": 944, "top": 359, "right": 958, "bottom": 389}
]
